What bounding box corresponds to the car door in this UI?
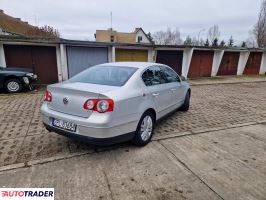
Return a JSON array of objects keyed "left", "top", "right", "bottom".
[
  {"left": 160, "top": 66, "right": 185, "bottom": 108},
  {"left": 142, "top": 66, "right": 173, "bottom": 119}
]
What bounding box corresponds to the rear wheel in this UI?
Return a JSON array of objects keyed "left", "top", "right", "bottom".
[
  {"left": 132, "top": 111, "right": 155, "bottom": 146},
  {"left": 179, "top": 91, "right": 190, "bottom": 111},
  {"left": 5, "top": 79, "right": 22, "bottom": 93}
]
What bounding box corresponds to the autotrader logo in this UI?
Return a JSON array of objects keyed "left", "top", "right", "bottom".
[{"left": 0, "top": 188, "right": 54, "bottom": 200}]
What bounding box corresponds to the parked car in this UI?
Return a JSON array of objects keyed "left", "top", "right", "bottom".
[
  {"left": 41, "top": 62, "right": 190, "bottom": 146},
  {"left": 0, "top": 67, "right": 37, "bottom": 93}
]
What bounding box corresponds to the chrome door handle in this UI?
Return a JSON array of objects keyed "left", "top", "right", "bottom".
[{"left": 152, "top": 93, "right": 159, "bottom": 97}]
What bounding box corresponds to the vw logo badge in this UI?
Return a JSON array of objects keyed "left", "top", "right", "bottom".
[{"left": 63, "top": 97, "right": 69, "bottom": 105}]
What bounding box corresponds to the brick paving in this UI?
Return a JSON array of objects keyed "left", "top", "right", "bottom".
[{"left": 0, "top": 81, "right": 266, "bottom": 167}]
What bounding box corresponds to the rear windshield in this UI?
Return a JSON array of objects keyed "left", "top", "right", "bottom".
[{"left": 68, "top": 65, "right": 138, "bottom": 86}]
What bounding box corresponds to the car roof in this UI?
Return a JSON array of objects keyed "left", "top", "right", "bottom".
[{"left": 98, "top": 62, "right": 164, "bottom": 69}]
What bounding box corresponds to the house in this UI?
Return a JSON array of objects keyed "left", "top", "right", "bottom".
[
  {"left": 95, "top": 27, "right": 152, "bottom": 44},
  {"left": 0, "top": 9, "right": 55, "bottom": 37}
]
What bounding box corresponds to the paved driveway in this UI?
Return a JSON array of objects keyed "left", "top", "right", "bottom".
[
  {"left": 0, "top": 78, "right": 266, "bottom": 200},
  {"left": 0, "top": 81, "right": 266, "bottom": 167}
]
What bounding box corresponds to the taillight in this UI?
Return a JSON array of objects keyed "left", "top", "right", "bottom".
[
  {"left": 43, "top": 90, "right": 52, "bottom": 102},
  {"left": 83, "top": 99, "right": 114, "bottom": 113}
]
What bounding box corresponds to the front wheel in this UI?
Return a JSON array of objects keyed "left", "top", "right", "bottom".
[
  {"left": 132, "top": 111, "right": 155, "bottom": 146},
  {"left": 5, "top": 79, "right": 22, "bottom": 93}
]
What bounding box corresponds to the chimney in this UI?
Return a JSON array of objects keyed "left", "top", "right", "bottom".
[
  {"left": 23, "top": 21, "right": 28, "bottom": 24},
  {"left": 15, "top": 18, "right": 21, "bottom": 21},
  {"left": 135, "top": 27, "right": 140, "bottom": 32},
  {"left": 0, "top": 10, "right": 3, "bottom": 14}
]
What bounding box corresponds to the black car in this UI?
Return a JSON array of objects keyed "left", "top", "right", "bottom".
[{"left": 0, "top": 67, "right": 37, "bottom": 93}]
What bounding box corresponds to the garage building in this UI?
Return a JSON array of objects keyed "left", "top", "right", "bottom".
[
  {"left": 156, "top": 50, "right": 183, "bottom": 75},
  {"left": 217, "top": 51, "right": 240, "bottom": 76},
  {"left": 115, "top": 49, "right": 148, "bottom": 62},
  {"left": 4, "top": 44, "right": 58, "bottom": 84},
  {"left": 188, "top": 50, "right": 214, "bottom": 77},
  {"left": 66, "top": 46, "right": 108, "bottom": 78},
  {"left": 243, "top": 52, "right": 262, "bottom": 75}
]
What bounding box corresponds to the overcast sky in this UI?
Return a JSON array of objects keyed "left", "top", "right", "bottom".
[{"left": 0, "top": 0, "right": 262, "bottom": 43}]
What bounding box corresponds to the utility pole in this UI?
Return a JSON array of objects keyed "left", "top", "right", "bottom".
[{"left": 110, "top": 12, "right": 113, "bottom": 30}]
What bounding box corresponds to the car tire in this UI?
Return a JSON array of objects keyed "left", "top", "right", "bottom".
[
  {"left": 132, "top": 111, "right": 155, "bottom": 146},
  {"left": 5, "top": 79, "right": 22, "bottom": 93},
  {"left": 179, "top": 91, "right": 190, "bottom": 112}
]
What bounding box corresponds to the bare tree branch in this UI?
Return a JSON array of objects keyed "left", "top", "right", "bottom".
[
  {"left": 254, "top": 0, "right": 266, "bottom": 48},
  {"left": 152, "top": 28, "right": 182, "bottom": 45}
]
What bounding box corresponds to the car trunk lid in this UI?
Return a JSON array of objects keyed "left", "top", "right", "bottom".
[{"left": 47, "top": 82, "right": 119, "bottom": 118}]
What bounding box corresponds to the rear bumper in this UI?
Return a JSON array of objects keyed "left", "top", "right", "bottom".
[
  {"left": 41, "top": 103, "right": 139, "bottom": 144},
  {"left": 43, "top": 123, "right": 135, "bottom": 146}
]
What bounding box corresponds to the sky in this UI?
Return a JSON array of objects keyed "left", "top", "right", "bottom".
[{"left": 0, "top": 0, "right": 262, "bottom": 44}]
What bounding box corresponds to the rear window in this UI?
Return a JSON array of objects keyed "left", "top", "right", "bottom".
[{"left": 68, "top": 65, "right": 137, "bottom": 86}]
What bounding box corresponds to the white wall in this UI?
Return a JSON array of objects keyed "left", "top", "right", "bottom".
[
  {"left": 56, "top": 45, "right": 63, "bottom": 82},
  {"left": 0, "top": 43, "right": 6, "bottom": 67},
  {"left": 237, "top": 51, "right": 250, "bottom": 75},
  {"left": 148, "top": 48, "right": 156, "bottom": 62},
  {"left": 211, "top": 50, "right": 224, "bottom": 76},
  {"left": 59, "top": 44, "right": 68, "bottom": 81},
  {"left": 111, "top": 46, "right": 116, "bottom": 62},
  {"left": 135, "top": 30, "right": 150, "bottom": 44},
  {"left": 259, "top": 52, "right": 266, "bottom": 74},
  {"left": 182, "top": 48, "right": 194, "bottom": 78}
]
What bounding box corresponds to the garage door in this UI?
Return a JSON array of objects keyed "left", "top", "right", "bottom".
[
  {"left": 217, "top": 52, "right": 240, "bottom": 76},
  {"left": 188, "top": 50, "right": 214, "bottom": 77},
  {"left": 4, "top": 45, "right": 58, "bottom": 84},
  {"left": 243, "top": 52, "right": 262, "bottom": 75},
  {"left": 115, "top": 49, "right": 148, "bottom": 62},
  {"left": 67, "top": 47, "right": 108, "bottom": 78},
  {"left": 156, "top": 50, "right": 183, "bottom": 75}
]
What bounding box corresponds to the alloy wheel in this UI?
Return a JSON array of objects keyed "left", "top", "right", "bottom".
[{"left": 140, "top": 115, "right": 153, "bottom": 141}]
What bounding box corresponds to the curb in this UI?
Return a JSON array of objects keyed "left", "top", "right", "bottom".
[{"left": 189, "top": 80, "right": 266, "bottom": 86}]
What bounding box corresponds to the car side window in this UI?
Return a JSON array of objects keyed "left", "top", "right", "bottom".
[
  {"left": 161, "top": 66, "right": 180, "bottom": 83},
  {"left": 142, "top": 66, "right": 167, "bottom": 86}
]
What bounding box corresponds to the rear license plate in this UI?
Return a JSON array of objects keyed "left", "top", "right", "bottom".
[{"left": 52, "top": 118, "right": 76, "bottom": 132}]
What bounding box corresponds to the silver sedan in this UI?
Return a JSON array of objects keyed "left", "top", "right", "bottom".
[{"left": 41, "top": 62, "right": 190, "bottom": 146}]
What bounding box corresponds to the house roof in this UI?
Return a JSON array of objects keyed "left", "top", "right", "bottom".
[{"left": 0, "top": 10, "right": 52, "bottom": 37}]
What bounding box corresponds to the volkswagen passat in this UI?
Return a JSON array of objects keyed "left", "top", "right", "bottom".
[{"left": 41, "top": 62, "right": 190, "bottom": 146}]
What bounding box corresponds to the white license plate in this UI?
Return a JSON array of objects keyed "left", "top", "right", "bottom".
[{"left": 52, "top": 118, "right": 76, "bottom": 132}]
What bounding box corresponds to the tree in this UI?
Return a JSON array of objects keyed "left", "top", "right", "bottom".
[
  {"left": 212, "top": 38, "right": 218, "bottom": 47},
  {"left": 191, "top": 37, "right": 198, "bottom": 46},
  {"left": 241, "top": 41, "right": 247, "bottom": 48},
  {"left": 199, "top": 38, "right": 205, "bottom": 46},
  {"left": 253, "top": 0, "right": 266, "bottom": 48},
  {"left": 26, "top": 25, "right": 60, "bottom": 38},
  {"left": 228, "top": 36, "right": 234, "bottom": 47},
  {"left": 220, "top": 40, "right": 226, "bottom": 47},
  {"left": 184, "top": 36, "right": 192, "bottom": 46},
  {"left": 208, "top": 25, "right": 220, "bottom": 43},
  {"left": 246, "top": 30, "right": 257, "bottom": 48},
  {"left": 152, "top": 28, "right": 182, "bottom": 45},
  {"left": 147, "top": 32, "right": 154, "bottom": 44},
  {"left": 204, "top": 39, "right": 210, "bottom": 46}
]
